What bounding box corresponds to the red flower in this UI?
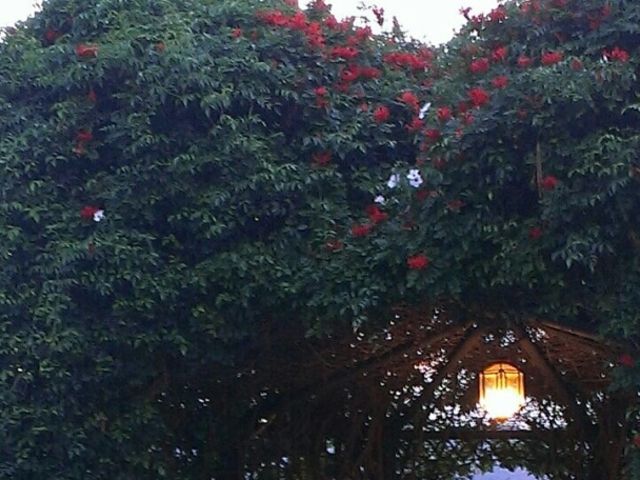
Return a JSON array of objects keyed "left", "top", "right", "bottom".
[
  {"left": 288, "top": 11, "right": 308, "bottom": 30},
  {"left": 366, "top": 205, "right": 388, "bottom": 224},
  {"left": 324, "top": 15, "right": 338, "bottom": 29},
  {"left": 469, "top": 57, "right": 490, "bottom": 74},
  {"left": 528, "top": 226, "right": 543, "bottom": 240},
  {"left": 437, "top": 106, "right": 452, "bottom": 123},
  {"left": 76, "top": 130, "right": 93, "bottom": 143},
  {"left": 340, "top": 65, "right": 360, "bottom": 83},
  {"left": 399, "top": 91, "right": 419, "bottom": 111},
  {"left": 359, "top": 67, "right": 381, "bottom": 79},
  {"left": 373, "top": 105, "right": 391, "bottom": 124},
  {"left": 384, "top": 52, "right": 427, "bottom": 71},
  {"left": 80, "top": 205, "right": 100, "bottom": 220},
  {"left": 469, "top": 87, "right": 490, "bottom": 107},
  {"left": 372, "top": 6, "right": 384, "bottom": 26},
  {"left": 540, "top": 175, "right": 559, "bottom": 191},
  {"left": 425, "top": 129, "right": 441, "bottom": 143},
  {"left": 488, "top": 5, "right": 507, "bottom": 22},
  {"left": 305, "top": 22, "right": 325, "bottom": 49},
  {"left": 407, "top": 254, "right": 430, "bottom": 270},
  {"left": 75, "top": 43, "right": 99, "bottom": 58},
  {"left": 541, "top": 51, "right": 563, "bottom": 66},
  {"left": 44, "top": 29, "right": 61, "bottom": 44},
  {"left": 257, "top": 10, "right": 289, "bottom": 27},
  {"left": 330, "top": 46, "right": 359, "bottom": 60},
  {"left": 570, "top": 58, "right": 583, "bottom": 71},
  {"left": 406, "top": 117, "right": 424, "bottom": 133},
  {"left": 517, "top": 55, "right": 533, "bottom": 68},
  {"left": 491, "top": 75, "right": 509, "bottom": 89},
  {"left": 231, "top": 28, "right": 243, "bottom": 39},
  {"left": 491, "top": 46, "right": 508, "bottom": 63},
  {"left": 311, "top": 151, "right": 331, "bottom": 167},
  {"left": 634, "top": 436, "right": 640, "bottom": 449},
  {"left": 87, "top": 89, "right": 97, "bottom": 103},
  {"left": 354, "top": 26, "right": 372, "bottom": 42},
  {"left": 351, "top": 223, "right": 373, "bottom": 237},
  {"left": 461, "top": 111, "right": 474, "bottom": 126},
  {"left": 619, "top": 353, "right": 635, "bottom": 367},
  {"left": 314, "top": 86, "right": 327, "bottom": 96},
  {"left": 604, "top": 47, "right": 630, "bottom": 63}
]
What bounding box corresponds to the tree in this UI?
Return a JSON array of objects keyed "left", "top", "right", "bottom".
[{"left": 0, "top": 0, "right": 638, "bottom": 478}]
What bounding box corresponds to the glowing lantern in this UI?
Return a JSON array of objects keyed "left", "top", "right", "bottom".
[{"left": 479, "top": 362, "right": 525, "bottom": 420}]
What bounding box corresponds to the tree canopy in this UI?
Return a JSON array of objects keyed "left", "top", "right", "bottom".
[{"left": 0, "top": 0, "right": 638, "bottom": 478}]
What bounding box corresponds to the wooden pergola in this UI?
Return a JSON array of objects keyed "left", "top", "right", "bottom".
[{"left": 162, "top": 304, "right": 635, "bottom": 479}]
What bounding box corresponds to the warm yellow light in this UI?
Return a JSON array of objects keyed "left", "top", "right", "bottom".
[{"left": 479, "top": 362, "right": 525, "bottom": 420}]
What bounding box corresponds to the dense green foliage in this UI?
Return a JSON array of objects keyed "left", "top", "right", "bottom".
[{"left": 0, "top": 0, "right": 638, "bottom": 477}]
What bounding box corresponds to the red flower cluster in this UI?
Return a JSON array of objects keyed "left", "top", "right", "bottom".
[
  {"left": 541, "top": 50, "right": 563, "bottom": 65},
  {"left": 469, "top": 87, "right": 490, "bottom": 107},
  {"left": 331, "top": 45, "right": 359, "bottom": 60},
  {"left": 231, "top": 28, "right": 243, "bottom": 39},
  {"left": 257, "top": 10, "right": 325, "bottom": 48},
  {"left": 469, "top": 57, "right": 490, "bottom": 74},
  {"left": 425, "top": 129, "right": 441, "bottom": 143},
  {"left": 351, "top": 223, "right": 373, "bottom": 237},
  {"left": 74, "top": 129, "right": 94, "bottom": 155},
  {"left": 339, "top": 65, "right": 381, "bottom": 85},
  {"left": 604, "top": 46, "right": 630, "bottom": 62},
  {"left": 540, "top": 175, "right": 559, "bottom": 191},
  {"left": 314, "top": 86, "right": 328, "bottom": 108},
  {"left": 406, "top": 117, "right": 424, "bottom": 133},
  {"left": 76, "top": 130, "right": 93, "bottom": 143},
  {"left": 407, "top": 254, "right": 430, "bottom": 270},
  {"left": 398, "top": 91, "right": 419, "bottom": 111},
  {"left": 311, "top": 150, "right": 331, "bottom": 167},
  {"left": 44, "top": 29, "right": 61, "bottom": 44},
  {"left": 384, "top": 51, "right": 428, "bottom": 71},
  {"left": 491, "top": 75, "right": 509, "bottom": 89},
  {"left": 517, "top": 55, "right": 533, "bottom": 68},
  {"left": 80, "top": 205, "right": 100, "bottom": 220},
  {"left": 487, "top": 5, "right": 507, "bottom": 22},
  {"left": 75, "top": 43, "right": 99, "bottom": 58},
  {"left": 491, "top": 46, "right": 508, "bottom": 62},
  {"left": 373, "top": 105, "right": 391, "bottom": 123},
  {"left": 437, "top": 106, "right": 452, "bottom": 123},
  {"left": 366, "top": 205, "right": 388, "bottom": 224}
]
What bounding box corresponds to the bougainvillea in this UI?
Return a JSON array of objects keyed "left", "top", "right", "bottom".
[{"left": 1, "top": 0, "right": 640, "bottom": 477}]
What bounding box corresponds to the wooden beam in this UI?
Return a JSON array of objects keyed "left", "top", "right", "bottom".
[
  {"left": 418, "top": 428, "right": 574, "bottom": 441},
  {"left": 513, "top": 326, "right": 594, "bottom": 435}
]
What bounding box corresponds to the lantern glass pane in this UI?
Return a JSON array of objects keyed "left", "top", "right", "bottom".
[{"left": 479, "top": 362, "right": 525, "bottom": 420}]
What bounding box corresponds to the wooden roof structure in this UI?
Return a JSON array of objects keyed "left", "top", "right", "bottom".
[{"left": 162, "top": 304, "right": 635, "bottom": 479}]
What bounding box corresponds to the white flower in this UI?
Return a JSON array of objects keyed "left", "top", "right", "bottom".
[
  {"left": 407, "top": 169, "right": 423, "bottom": 188},
  {"left": 93, "top": 209, "right": 105, "bottom": 222},
  {"left": 387, "top": 174, "right": 400, "bottom": 189},
  {"left": 418, "top": 102, "right": 432, "bottom": 120},
  {"left": 374, "top": 195, "right": 386, "bottom": 205}
]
